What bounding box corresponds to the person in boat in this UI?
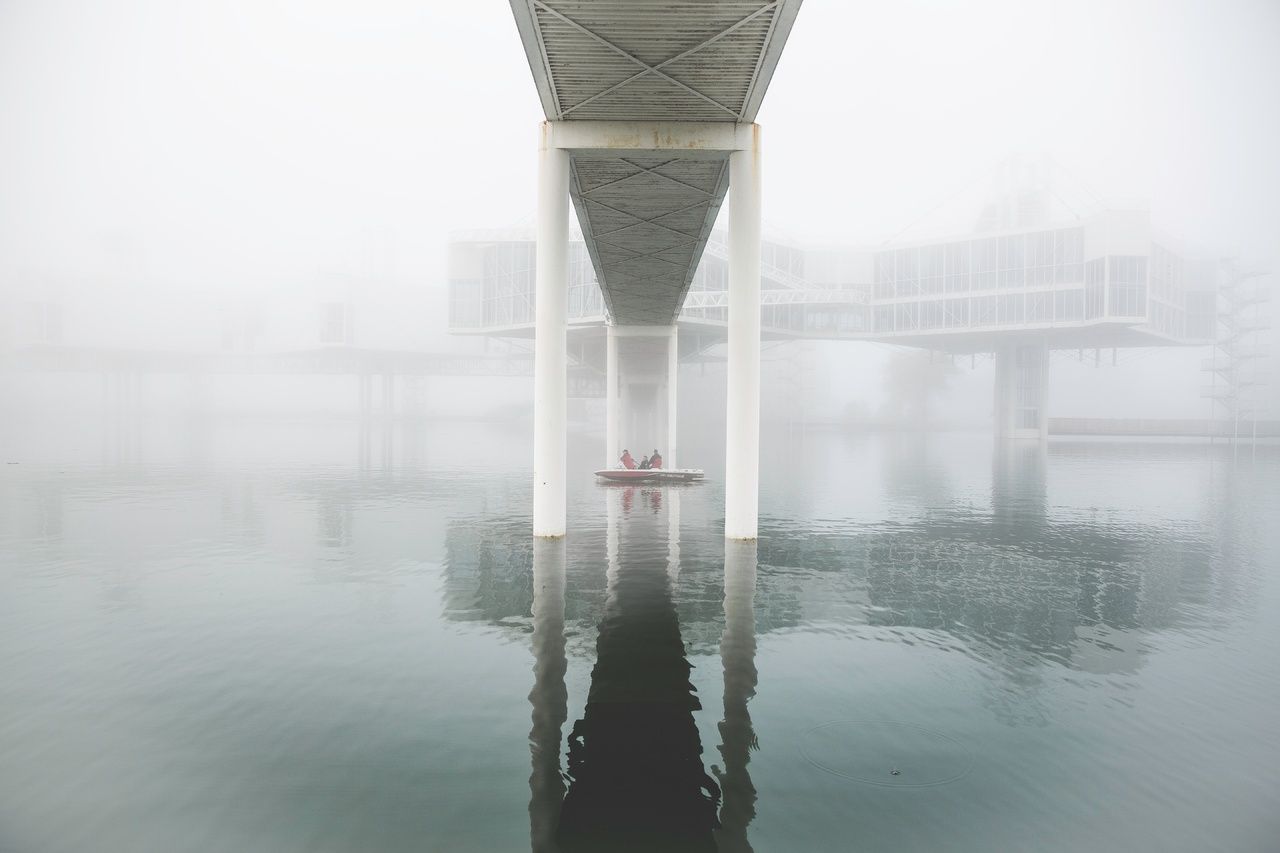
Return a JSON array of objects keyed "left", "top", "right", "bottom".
[
  {"left": 649, "top": 449, "right": 663, "bottom": 469},
  {"left": 638, "top": 455, "right": 651, "bottom": 470},
  {"left": 619, "top": 449, "right": 636, "bottom": 470}
]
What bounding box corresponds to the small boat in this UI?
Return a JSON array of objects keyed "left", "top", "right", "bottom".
[
  {"left": 594, "top": 468, "right": 705, "bottom": 483},
  {"left": 651, "top": 468, "right": 705, "bottom": 482},
  {"left": 594, "top": 468, "right": 659, "bottom": 482}
]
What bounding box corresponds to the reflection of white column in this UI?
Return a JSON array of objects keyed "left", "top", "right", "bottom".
[
  {"left": 606, "top": 325, "right": 619, "bottom": 468},
  {"left": 666, "top": 487, "right": 682, "bottom": 585},
  {"left": 667, "top": 325, "right": 679, "bottom": 469},
  {"left": 725, "top": 130, "right": 762, "bottom": 539},
  {"left": 528, "top": 538, "right": 568, "bottom": 852},
  {"left": 534, "top": 124, "right": 569, "bottom": 537},
  {"left": 716, "top": 540, "right": 759, "bottom": 851},
  {"left": 606, "top": 484, "right": 621, "bottom": 600}
]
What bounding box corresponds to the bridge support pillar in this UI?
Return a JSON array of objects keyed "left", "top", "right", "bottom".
[
  {"left": 994, "top": 339, "right": 1049, "bottom": 440},
  {"left": 533, "top": 128, "right": 569, "bottom": 537},
  {"left": 725, "top": 132, "right": 762, "bottom": 539},
  {"left": 608, "top": 325, "right": 677, "bottom": 467},
  {"left": 606, "top": 325, "right": 619, "bottom": 468},
  {"left": 667, "top": 324, "right": 679, "bottom": 470}
]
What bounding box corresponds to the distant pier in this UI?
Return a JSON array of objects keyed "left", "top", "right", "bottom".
[{"left": 1049, "top": 417, "right": 1279, "bottom": 438}]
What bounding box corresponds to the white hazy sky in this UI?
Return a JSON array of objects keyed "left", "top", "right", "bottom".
[{"left": 1, "top": 0, "right": 1278, "bottom": 293}]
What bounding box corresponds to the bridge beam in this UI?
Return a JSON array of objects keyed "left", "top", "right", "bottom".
[
  {"left": 533, "top": 126, "right": 570, "bottom": 537},
  {"left": 725, "top": 131, "right": 762, "bottom": 539},
  {"left": 542, "top": 120, "right": 755, "bottom": 156}
]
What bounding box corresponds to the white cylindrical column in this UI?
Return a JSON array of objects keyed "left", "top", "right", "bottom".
[
  {"left": 533, "top": 125, "right": 569, "bottom": 537},
  {"left": 606, "top": 325, "right": 619, "bottom": 468},
  {"left": 667, "top": 325, "right": 679, "bottom": 470},
  {"left": 725, "top": 129, "right": 762, "bottom": 540},
  {"left": 993, "top": 343, "right": 1015, "bottom": 439},
  {"left": 619, "top": 365, "right": 631, "bottom": 458},
  {"left": 994, "top": 339, "right": 1049, "bottom": 441}
]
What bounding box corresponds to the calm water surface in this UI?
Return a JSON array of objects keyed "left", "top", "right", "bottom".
[{"left": 2, "top": 419, "right": 1278, "bottom": 852}]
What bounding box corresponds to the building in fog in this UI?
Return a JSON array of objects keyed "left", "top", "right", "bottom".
[{"left": 449, "top": 197, "right": 1251, "bottom": 439}]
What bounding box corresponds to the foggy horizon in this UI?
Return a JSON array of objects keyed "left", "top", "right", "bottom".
[
  {"left": 4, "top": 2, "right": 1277, "bottom": 281},
  {"left": 2, "top": 4, "right": 1278, "bottom": 852}
]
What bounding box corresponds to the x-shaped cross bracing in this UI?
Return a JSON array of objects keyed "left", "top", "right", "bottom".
[
  {"left": 532, "top": 0, "right": 778, "bottom": 120},
  {"left": 582, "top": 158, "right": 717, "bottom": 204}
]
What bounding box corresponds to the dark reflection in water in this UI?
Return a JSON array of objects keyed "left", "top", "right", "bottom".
[
  {"left": 556, "top": 489, "right": 720, "bottom": 852},
  {"left": 446, "top": 442, "right": 1236, "bottom": 682},
  {"left": 713, "top": 541, "right": 759, "bottom": 853},
  {"left": 6, "top": 421, "right": 1275, "bottom": 852},
  {"left": 529, "top": 539, "right": 568, "bottom": 853}
]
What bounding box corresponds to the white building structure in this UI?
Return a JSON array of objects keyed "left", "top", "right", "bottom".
[{"left": 451, "top": 201, "right": 1232, "bottom": 442}]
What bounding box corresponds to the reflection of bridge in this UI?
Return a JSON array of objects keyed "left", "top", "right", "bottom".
[
  {"left": 440, "top": 441, "right": 1247, "bottom": 849},
  {"left": 527, "top": 489, "right": 757, "bottom": 852},
  {"left": 443, "top": 442, "right": 1232, "bottom": 676},
  {"left": 10, "top": 430, "right": 1252, "bottom": 848}
]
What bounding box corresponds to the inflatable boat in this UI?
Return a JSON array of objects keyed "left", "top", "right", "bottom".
[{"left": 594, "top": 468, "right": 705, "bottom": 483}]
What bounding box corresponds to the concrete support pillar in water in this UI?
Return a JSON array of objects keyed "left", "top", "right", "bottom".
[
  {"left": 531, "top": 120, "right": 759, "bottom": 533},
  {"left": 533, "top": 124, "right": 569, "bottom": 537},
  {"left": 382, "top": 373, "right": 394, "bottom": 418},
  {"left": 994, "top": 338, "right": 1049, "bottom": 441},
  {"left": 725, "top": 129, "right": 762, "bottom": 539},
  {"left": 609, "top": 325, "right": 680, "bottom": 467},
  {"left": 605, "top": 325, "right": 619, "bottom": 468},
  {"left": 666, "top": 325, "right": 679, "bottom": 470}
]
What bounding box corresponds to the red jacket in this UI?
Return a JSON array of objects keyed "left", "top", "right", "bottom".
[
  {"left": 620, "top": 451, "right": 636, "bottom": 469},
  {"left": 650, "top": 454, "right": 663, "bottom": 469}
]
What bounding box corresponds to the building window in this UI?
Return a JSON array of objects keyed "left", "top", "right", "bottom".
[
  {"left": 27, "top": 302, "right": 63, "bottom": 344},
  {"left": 1027, "top": 291, "right": 1052, "bottom": 324},
  {"left": 320, "top": 302, "right": 351, "bottom": 345},
  {"left": 1054, "top": 289, "right": 1084, "bottom": 322},
  {"left": 895, "top": 248, "right": 920, "bottom": 298},
  {"left": 944, "top": 242, "right": 970, "bottom": 292},
  {"left": 1107, "top": 255, "right": 1148, "bottom": 317},
  {"left": 921, "top": 246, "right": 944, "bottom": 295},
  {"left": 1085, "top": 258, "right": 1106, "bottom": 319},
  {"left": 972, "top": 295, "right": 998, "bottom": 326},
  {"left": 973, "top": 238, "right": 998, "bottom": 290},
  {"left": 999, "top": 293, "right": 1025, "bottom": 324}
]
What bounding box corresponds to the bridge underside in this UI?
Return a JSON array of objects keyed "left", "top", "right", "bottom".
[
  {"left": 571, "top": 151, "right": 728, "bottom": 325},
  {"left": 511, "top": 0, "right": 801, "bottom": 327},
  {"left": 510, "top": 0, "right": 803, "bottom": 537}
]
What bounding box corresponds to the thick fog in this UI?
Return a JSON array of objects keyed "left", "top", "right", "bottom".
[{"left": 1, "top": 0, "right": 1278, "bottom": 433}]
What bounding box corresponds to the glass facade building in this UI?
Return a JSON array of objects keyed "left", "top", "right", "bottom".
[{"left": 449, "top": 212, "right": 1220, "bottom": 349}]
